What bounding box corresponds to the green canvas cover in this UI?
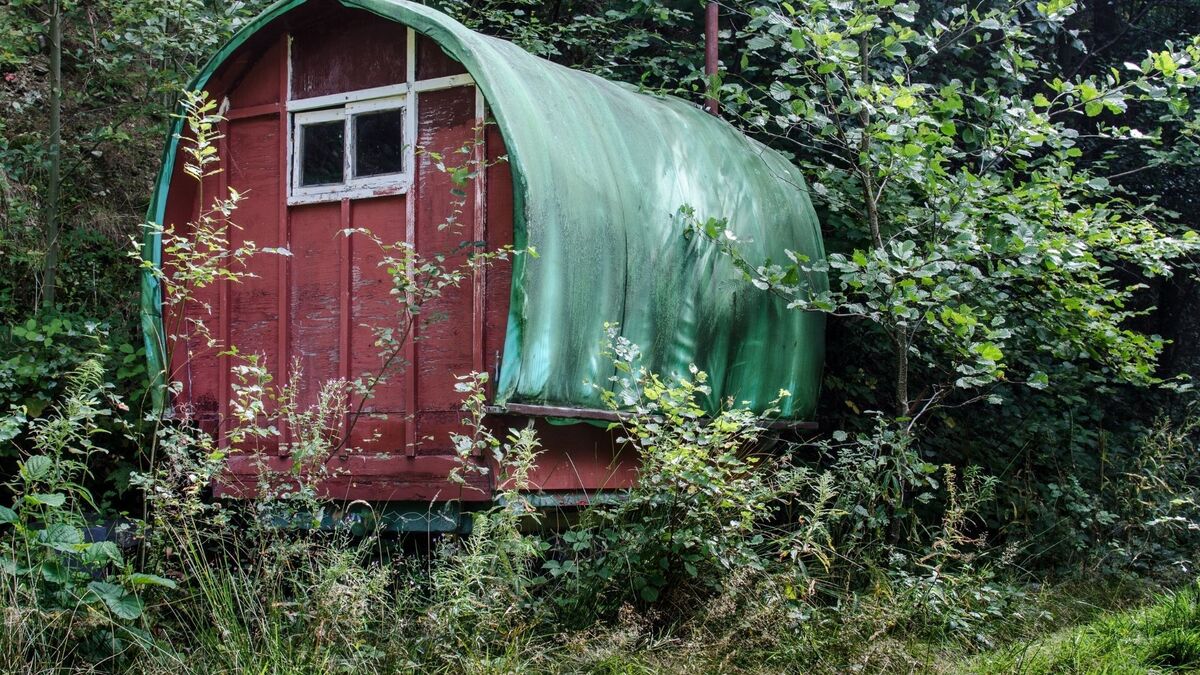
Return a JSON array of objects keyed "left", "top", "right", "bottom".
[{"left": 141, "top": 0, "right": 827, "bottom": 420}]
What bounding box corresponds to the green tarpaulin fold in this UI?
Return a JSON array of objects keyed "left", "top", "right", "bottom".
[{"left": 141, "top": 0, "right": 827, "bottom": 420}]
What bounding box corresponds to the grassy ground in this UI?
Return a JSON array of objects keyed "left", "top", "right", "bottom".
[
  {"left": 963, "top": 580, "right": 1200, "bottom": 674},
  {"left": 0, "top": 560, "right": 1193, "bottom": 672},
  {"left": 525, "top": 578, "right": 1196, "bottom": 674}
]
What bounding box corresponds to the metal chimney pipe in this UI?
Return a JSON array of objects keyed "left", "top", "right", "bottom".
[{"left": 705, "top": 1, "right": 719, "bottom": 116}]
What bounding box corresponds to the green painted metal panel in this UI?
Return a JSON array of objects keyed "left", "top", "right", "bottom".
[
  {"left": 269, "top": 501, "right": 464, "bottom": 533},
  {"left": 141, "top": 0, "right": 827, "bottom": 420}
]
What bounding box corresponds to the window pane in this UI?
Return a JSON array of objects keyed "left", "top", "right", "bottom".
[
  {"left": 354, "top": 108, "right": 405, "bottom": 178},
  {"left": 300, "top": 120, "right": 344, "bottom": 187}
]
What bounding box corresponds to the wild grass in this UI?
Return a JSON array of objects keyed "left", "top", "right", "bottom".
[
  {"left": 2, "top": 353, "right": 1196, "bottom": 673},
  {"left": 965, "top": 580, "right": 1200, "bottom": 674}
]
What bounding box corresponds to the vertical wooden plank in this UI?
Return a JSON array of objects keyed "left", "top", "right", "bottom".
[
  {"left": 348, "top": 195, "right": 408, "bottom": 456},
  {"left": 226, "top": 115, "right": 281, "bottom": 455},
  {"left": 483, "top": 125, "right": 514, "bottom": 391},
  {"left": 413, "top": 85, "right": 477, "bottom": 453},
  {"left": 403, "top": 218, "right": 418, "bottom": 458},
  {"left": 277, "top": 36, "right": 292, "bottom": 450},
  {"left": 472, "top": 90, "right": 486, "bottom": 378},
  {"left": 470, "top": 90, "right": 487, "bottom": 458},
  {"left": 348, "top": 196, "right": 408, "bottom": 412},
  {"left": 288, "top": 202, "right": 341, "bottom": 409},
  {"left": 406, "top": 28, "right": 416, "bottom": 98},
  {"left": 162, "top": 145, "right": 208, "bottom": 418},
  {"left": 217, "top": 120, "right": 231, "bottom": 449}
]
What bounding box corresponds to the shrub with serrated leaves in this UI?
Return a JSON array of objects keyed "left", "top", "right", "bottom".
[{"left": 540, "top": 326, "right": 811, "bottom": 624}]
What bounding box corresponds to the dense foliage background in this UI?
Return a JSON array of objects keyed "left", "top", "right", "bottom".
[{"left": 1, "top": 0, "right": 1199, "bottom": 671}]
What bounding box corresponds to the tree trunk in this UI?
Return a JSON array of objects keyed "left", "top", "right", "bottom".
[
  {"left": 858, "top": 34, "right": 883, "bottom": 251},
  {"left": 858, "top": 32, "right": 905, "bottom": 413},
  {"left": 40, "top": 0, "right": 62, "bottom": 311},
  {"left": 895, "top": 331, "right": 910, "bottom": 417}
]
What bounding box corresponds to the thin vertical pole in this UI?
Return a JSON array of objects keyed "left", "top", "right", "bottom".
[
  {"left": 41, "top": 0, "right": 63, "bottom": 309},
  {"left": 471, "top": 90, "right": 486, "bottom": 379},
  {"left": 404, "top": 28, "right": 418, "bottom": 459},
  {"left": 471, "top": 90, "right": 487, "bottom": 457},
  {"left": 704, "top": 1, "right": 719, "bottom": 116}
]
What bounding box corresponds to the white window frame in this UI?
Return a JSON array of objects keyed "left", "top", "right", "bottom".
[
  {"left": 291, "top": 107, "right": 349, "bottom": 193},
  {"left": 346, "top": 97, "right": 408, "bottom": 181},
  {"left": 288, "top": 90, "right": 411, "bottom": 205},
  {"left": 285, "top": 28, "right": 478, "bottom": 205}
]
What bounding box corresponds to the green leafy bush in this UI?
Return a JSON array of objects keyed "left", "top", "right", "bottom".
[
  {"left": 0, "top": 358, "right": 171, "bottom": 670},
  {"left": 0, "top": 314, "right": 145, "bottom": 455},
  {"left": 534, "top": 327, "right": 795, "bottom": 622}
]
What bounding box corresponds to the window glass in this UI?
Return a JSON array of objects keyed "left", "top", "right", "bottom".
[
  {"left": 353, "top": 108, "right": 405, "bottom": 178},
  {"left": 299, "top": 120, "right": 344, "bottom": 186}
]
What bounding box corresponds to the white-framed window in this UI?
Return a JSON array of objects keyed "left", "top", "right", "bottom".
[
  {"left": 285, "top": 27, "right": 479, "bottom": 205},
  {"left": 288, "top": 89, "right": 412, "bottom": 204}
]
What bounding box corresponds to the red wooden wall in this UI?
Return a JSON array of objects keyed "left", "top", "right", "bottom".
[{"left": 162, "top": 3, "right": 637, "bottom": 502}]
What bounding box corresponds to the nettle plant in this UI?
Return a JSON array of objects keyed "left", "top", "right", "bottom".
[{"left": 696, "top": 0, "right": 1200, "bottom": 424}]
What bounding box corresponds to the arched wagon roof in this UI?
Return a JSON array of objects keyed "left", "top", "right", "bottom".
[{"left": 141, "top": 0, "right": 827, "bottom": 421}]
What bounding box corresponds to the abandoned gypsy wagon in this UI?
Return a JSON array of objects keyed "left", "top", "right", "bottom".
[{"left": 139, "top": 0, "right": 827, "bottom": 512}]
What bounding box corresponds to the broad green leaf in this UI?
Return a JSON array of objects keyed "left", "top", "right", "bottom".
[
  {"left": 789, "top": 29, "right": 805, "bottom": 50},
  {"left": 25, "top": 493, "right": 66, "bottom": 508},
  {"left": 0, "top": 505, "right": 16, "bottom": 525},
  {"left": 88, "top": 581, "right": 144, "bottom": 621},
  {"left": 37, "top": 523, "right": 83, "bottom": 552},
  {"left": 20, "top": 456, "right": 53, "bottom": 482},
  {"left": 126, "top": 573, "right": 177, "bottom": 589},
  {"left": 1028, "top": 372, "right": 1050, "bottom": 390},
  {"left": 85, "top": 541, "right": 124, "bottom": 567},
  {"left": 41, "top": 559, "right": 72, "bottom": 585},
  {"left": 974, "top": 343, "right": 1004, "bottom": 362},
  {"left": 746, "top": 35, "right": 774, "bottom": 51}
]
